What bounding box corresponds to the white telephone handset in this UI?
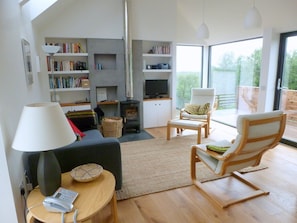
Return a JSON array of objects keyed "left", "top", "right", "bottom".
[{"left": 43, "top": 196, "right": 73, "bottom": 213}]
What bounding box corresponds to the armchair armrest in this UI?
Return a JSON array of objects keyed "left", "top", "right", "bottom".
[
  {"left": 205, "top": 149, "right": 226, "bottom": 160},
  {"left": 179, "top": 108, "right": 188, "bottom": 119},
  {"left": 196, "top": 146, "right": 227, "bottom": 160}
]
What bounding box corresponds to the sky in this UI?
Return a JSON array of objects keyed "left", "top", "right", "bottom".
[
  {"left": 176, "top": 38, "right": 263, "bottom": 72},
  {"left": 176, "top": 45, "right": 202, "bottom": 72}
]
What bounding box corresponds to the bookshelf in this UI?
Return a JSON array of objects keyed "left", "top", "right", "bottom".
[
  {"left": 44, "top": 38, "right": 91, "bottom": 112},
  {"left": 132, "top": 40, "right": 173, "bottom": 128}
]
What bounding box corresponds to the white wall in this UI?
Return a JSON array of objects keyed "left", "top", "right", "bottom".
[
  {"left": 0, "top": 0, "right": 45, "bottom": 222},
  {"left": 176, "top": 0, "right": 297, "bottom": 45}
]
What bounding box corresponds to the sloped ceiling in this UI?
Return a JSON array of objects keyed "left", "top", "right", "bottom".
[
  {"left": 31, "top": 0, "right": 73, "bottom": 28},
  {"left": 31, "top": 0, "right": 297, "bottom": 45}
]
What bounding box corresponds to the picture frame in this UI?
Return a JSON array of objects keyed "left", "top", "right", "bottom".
[{"left": 21, "top": 39, "right": 33, "bottom": 85}]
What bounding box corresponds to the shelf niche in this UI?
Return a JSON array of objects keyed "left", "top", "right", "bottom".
[
  {"left": 94, "top": 54, "right": 116, "bottom": 70},
  {"left": 96, "top": 86, "right": 119, "bottom": 116}
]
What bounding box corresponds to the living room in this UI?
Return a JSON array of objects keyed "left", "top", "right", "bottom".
[{"left": 1, "top": 0, "right": 297, "bottom": 222}]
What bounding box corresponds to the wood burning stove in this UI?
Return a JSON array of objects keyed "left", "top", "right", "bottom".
[{"left": 120, "top": 100, "right": 140, "bottom": 134}]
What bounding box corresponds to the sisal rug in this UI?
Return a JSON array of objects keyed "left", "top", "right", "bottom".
[{"left": 116, "top": 134, "right": 267, "bottom": 200}]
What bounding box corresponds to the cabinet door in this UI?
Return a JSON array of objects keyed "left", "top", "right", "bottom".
[
  {"left": 143, "top": 100, "right": 171, "bottom": 128},
  {"left": 156, "top": 100, "right": 171, "bottom": 127},
  {"left": 143, "top": 101, "right": 157, "bottom": 128}
]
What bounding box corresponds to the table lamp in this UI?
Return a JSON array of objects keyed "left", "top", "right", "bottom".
[{"left": 12, "top": 102, "right": 76, "bottom": 196}]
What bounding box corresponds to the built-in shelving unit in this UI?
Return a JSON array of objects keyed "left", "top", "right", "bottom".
[
  {"left": 87, "top": 38, "right": 126, "bottom": 116},
  {"left": 132, "top": 40, "right": 173, "bottom": 128},
  {"left": 44, "top": 38, "right": 91, "bottom": 112}
]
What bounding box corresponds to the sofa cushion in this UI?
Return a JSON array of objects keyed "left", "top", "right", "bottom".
[{"left": 63, "top": 129, "right": 104, "bottom": 149}]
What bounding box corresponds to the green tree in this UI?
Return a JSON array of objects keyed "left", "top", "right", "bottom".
[
  {"left": 218, "top": 52, "right": 237, "bottom": 71},
  {"left": 284, "top": 51, "right": 297, "bottom": 90},
  {"left": 176, "top": 72, "right": 200, "bottom": 109},
  {"left": 249, "top": 49, "right": 262, "bottom": 86}
]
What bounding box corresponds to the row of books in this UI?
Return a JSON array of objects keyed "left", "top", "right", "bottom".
[
  {"left": 45, "top": 42, "right": 85, "bottom": 54},
  {"left": 49, "top": 76, "right": 88, "bottom": 89},
  {"left": 47, "top": 57, "right": 87, "bottom": 71},
  {"left": 150, "top": 45, "right": 170, "bottom": 54}
]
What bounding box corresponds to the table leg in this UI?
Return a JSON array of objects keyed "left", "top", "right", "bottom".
[
  {"left": 26, "top": 212, "right": 35, "bottom": 223},
  {"left": 197, "top": 126, "right": 201, "bottom": 144},
  {"left": 204, "top": 124, "right": 208, "bottom": 138},
  {"left": 111, "top": 192, "right": 119, "bottom": 223},
  {"left": 166, "top": 123, "right": 171, "bottom": 141}
]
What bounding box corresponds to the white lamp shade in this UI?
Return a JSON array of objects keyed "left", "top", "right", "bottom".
[
  {"left": 244, "top": 6, "right": 262, "bottom": 28},
  {"left": 197, "top": 22, "right": 210, "bottom": 39},
  {"left": 42, "top": 45, "right": 60, "bottom": 54},
  {"left": 12, "top": 102, "right": 76, "bottom": 152}
]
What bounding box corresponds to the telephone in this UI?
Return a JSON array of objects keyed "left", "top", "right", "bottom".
[{"left": 43, "top": 197, "right": 73, "bottom": 213}]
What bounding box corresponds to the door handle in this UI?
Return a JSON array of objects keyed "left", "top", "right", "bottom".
[
  {"left": 277, "top": 78, "right": 282, "bottom": 90},
  {"left": 277, "top": 78, "right": 288, "bottom": 90}
]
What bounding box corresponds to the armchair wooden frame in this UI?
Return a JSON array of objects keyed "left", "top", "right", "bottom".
[{"left": 191, "top": 112, "right": 286, "bottom": 208}]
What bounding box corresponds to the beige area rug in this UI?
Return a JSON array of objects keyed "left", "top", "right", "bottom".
[{"left": 116, "top": 134, "right": 267, "bottom": 200}]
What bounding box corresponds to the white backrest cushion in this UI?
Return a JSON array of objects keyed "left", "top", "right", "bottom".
[
  {"left": 236, "top": 110, "right": 283, "bottom": 137},
  {"left": 190, "top": 88, "right": 215, "bottom": 110},
  {"left": 215, "top": 110, "right": 284, "bottom": 174}
]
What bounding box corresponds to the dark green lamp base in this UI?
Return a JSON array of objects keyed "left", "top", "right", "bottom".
[{"left": 37, "top": 151, "right": 61, "bottom": 196}]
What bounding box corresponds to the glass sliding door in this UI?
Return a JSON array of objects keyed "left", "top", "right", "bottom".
[
  {"left": 175, "top": 45, "right": 203, "bottom": 117},
  {"left": 275, "top": 32, "right": 297, "bottom": 146},
  {"left": 209, "top": 38, "right": 263, "bottom": 126}
]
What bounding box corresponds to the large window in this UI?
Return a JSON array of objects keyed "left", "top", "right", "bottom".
[
  {"left": 275, "top": 31, "right": 297, "bottom": 146},
  {"left": 209, "top": 38, "right": 263, "bottom": 126},
  {"left": 176, "top": 45, "right": 203, "bottom": 112}
]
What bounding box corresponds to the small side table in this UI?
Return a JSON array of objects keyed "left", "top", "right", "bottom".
[
  {"left": 167, "top": 119, "right": 208, "bottom": 144},
  {"left": 26, "top": 170, "right": 118, "bottom": 223}
]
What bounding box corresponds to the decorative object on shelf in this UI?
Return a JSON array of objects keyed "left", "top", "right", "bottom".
[
  {"left": 71, "top": 163, "right": 103, "bottom": 182},
  {"left": 21, "top": 39, "right": 33, "bottom": 85},
  {"left": 197, "top": 0, "right": 209, "bottom": 40},
  {"left": 244, "top": 0, "right": 262, "bottom": 29},
  {"left": 12, "top": 102, "right": 76, "bottom": 196},
  {"left": 42, "top": 44, "right": 60, "bottom": 102}
]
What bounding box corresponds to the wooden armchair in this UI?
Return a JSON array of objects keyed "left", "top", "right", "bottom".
[
  {"left": 180, "top": 88, "right": 215, "bottom": 135},
  {"left": 191, "top": 110, "right": 286, "bottom": 208}
]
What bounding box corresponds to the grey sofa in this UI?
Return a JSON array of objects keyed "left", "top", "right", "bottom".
[{"left": 22, "top": 129, "right": 122, "bottom": 190}]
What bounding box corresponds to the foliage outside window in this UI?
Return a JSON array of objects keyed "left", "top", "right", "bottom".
[
  {"left": 176, "top": 45, "right": 203, "bottom": 110},
  {"left": 210, "top": 38, "right": 263, "bottom": 113},
  {"left": 283, "top": 36, "right": 297, "bottom": 90}
]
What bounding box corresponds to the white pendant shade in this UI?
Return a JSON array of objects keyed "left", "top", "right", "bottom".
[
  {"left": 244, "top": 6, "right": 262, "bottom": 28},
  {"left": 197, "top": 22, "right": 209, "bottom": 39}
]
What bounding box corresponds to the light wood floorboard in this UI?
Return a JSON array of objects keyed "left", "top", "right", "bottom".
[{"left": 94, "top": 122, "right": 297, "bottom": 223}]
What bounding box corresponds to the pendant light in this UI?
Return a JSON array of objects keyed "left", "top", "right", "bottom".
[
  {"left": 197, "top": 0, "right": 209, "bottom": 39},
  {"left": 244, "top": 0, "right": 262, "bottom": 28}
]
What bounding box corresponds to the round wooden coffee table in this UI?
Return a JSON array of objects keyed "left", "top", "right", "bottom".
[{"left": 26, "top": 170, "right": 118, "bottom": 223}]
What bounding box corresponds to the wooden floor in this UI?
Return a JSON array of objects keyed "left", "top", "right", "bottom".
[{"left": 95, "top": 122, "right": 297, "bottom": 223}]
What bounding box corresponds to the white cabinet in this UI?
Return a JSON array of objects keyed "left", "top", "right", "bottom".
[{"left": 143, "top": 99, "right": 172, "bottom": 128}]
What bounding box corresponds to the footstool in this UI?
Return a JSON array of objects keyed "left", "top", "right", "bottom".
[{"left": 167, "top": 119, "right": 208, "bottom": 144}]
